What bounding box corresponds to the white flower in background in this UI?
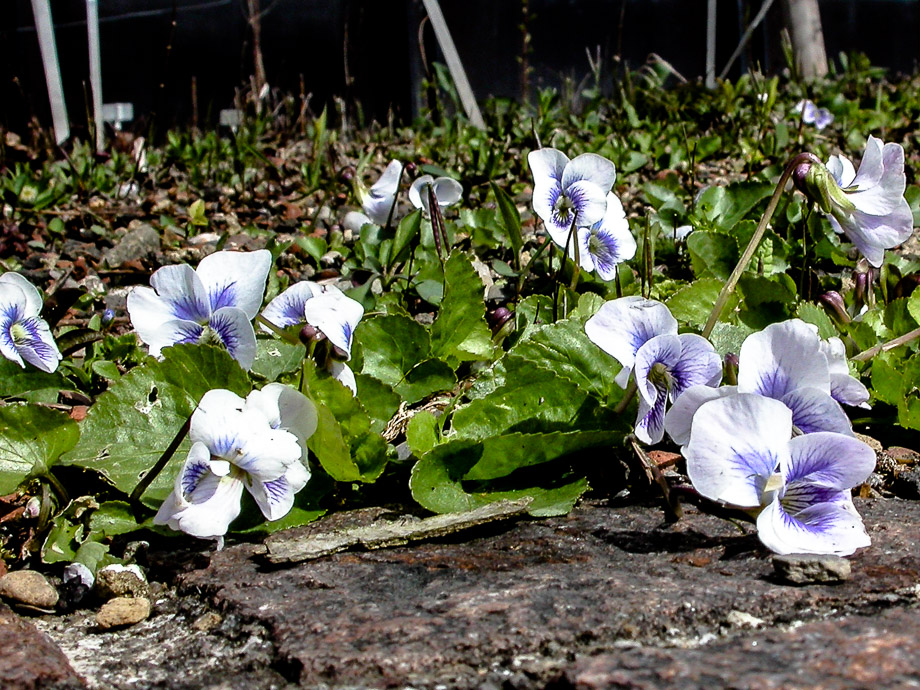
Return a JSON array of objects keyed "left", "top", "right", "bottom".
[
  {"left": 260, "top": 282, "right": 365, "bottom": 394},
  {"left": 822, "top": 136, "right": 914, "bottom": 267},
  {"left": 408, "top": 174, "right": 463, "bottom": 216},
  {"left": 573, "top": 193, "right": 637, "bottom": 281},
  {"left": 154, "top": 385, "right": 317, "bottom": 539},
  {"left": 585, "top": 296, "right": 722, "bottom": 444},
  {"left": 127, "top": 250, "right": 271, "bottom": 371},
  {"left": 793, "top": 99, "right": 834, "bottom": 130},
  {"left": 684, "top": 393, "right": 875, "bottom": 556},
  {"left": 0, "top": 272, "right": 62, "bottom": 372},
  {"left": 528, "top": 148, "right": 616, "bottom": 248},
  {"left": 348, "top": 159, "right": 404, "bottom": 229}
]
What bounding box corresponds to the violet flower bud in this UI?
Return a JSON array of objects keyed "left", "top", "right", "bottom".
[
  {"left": 819, "top": 291, "right": 850, "bottom": 325},
  {"left": 486, "top": 306, "right": 513, "bottom": 334},
  {"left": 723, "top": 352, "right": 739, "bottom": 386},
  {"left": 299, "top": 324, "right": 320, "bottom": 345}
]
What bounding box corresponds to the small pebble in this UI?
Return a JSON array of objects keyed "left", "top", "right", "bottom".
[
  {"left": 0, "top": 570, "right": 59, "bottom": 609},
  {"left": 96, "top": 596, "right": 151, "bottom": 629},
  {"left": 772, "top": 553, "right": 851, "bottom": 585},
  {"left": 95, "top": 564, "right": 149, "bottom": 600},
  {"left": 192, "top": 611, "right": 223, "bottom": 632}
]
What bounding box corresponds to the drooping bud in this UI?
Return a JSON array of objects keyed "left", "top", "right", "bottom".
[
  {"left": 723, "top": 352, "right": 739, "bottom": 386},
  {"left": 790, "top": 152, "right": 855, "bottom": 218},
  {"left": 338, "top": 166, "right": 356, "bottom": 184},
  {"left": 486, "top": 306, "right": 513, "bottom": 334},
  {"left": 101, "top": 308, "right": 115, "bottom": 328},
  {"left": 819, "top": 290, "right": 850, "bottom": 326},
  {"left": 404, "top": 161, "right": 418, "bottom": 176}
]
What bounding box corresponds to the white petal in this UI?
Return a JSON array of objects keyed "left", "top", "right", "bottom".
[
  {"left": 561, "top": 153, "right": 616, "bottom": 193},
  {"left": 670, "top": 333, "right": 723, "bottom": 395},
  {"left": 665, "top": 384, "right": 738, "bottom": 447},
  {"left": 328, "top": 359, "right": 358, "bottom": 395},
  {"left": 364, "top": 160, "right": 403, "bottom": 225},
  {"left": 245, "top": 383, "right": 318, "bottom": 452},
  {"left": 209, "top": 307, "right": 258, "bottom": 371},
  {"left": 141, "top": 318, "right": 203, "bottom": 359},
  {"left": 531, "top": 178, "right": 563, "bottom": 237},
  {"left": 190, "top": 389, "right": 250, "bottom": 455},
  {"left": 756, "top": 494, "right": 870, "bottom": 556},
  {"left": 826, "top": 154, "right": 857, "bottom": 188},
  {"left": 0, "top": 273, "right": 42, "bottom": 316},
  {"left": 147, "top": 264, "right": 211, "bottom": 323},
  {"left": 196, "top": 249, "right": 272, "bottom": 319},
  {"left": 633, "top": 334, "right": 682, "bottom": 407},
  {"left": 829, "top": 373, "right": 870, "bottom": 409},
  {"left": 585, "top": 297, "right": 677, "bottom": 381},
  {"left": 432, "top": 177, "right": 463, "bottom": 208},
  {"left": 303, "top": 286, "right": 365, "bottom": 357},
  {"left": 634, "top": 388, "right": 667, "bottom": 445},
  {"left": 737, "top": 319, "right": 830, "bottom": 399},
  {"left": 849, "top": 135, "right": 885, "bottom": 191},
  {"left": 260, "top": 281, "right": 323, "bottom": 331},
  {"left": 527, "top": 148, "right": 569, "bottom": 188},
  {"left": 248, "top": 461, "right": 310, "bottom": 521},
  {"left": 234, "top": 427, "right": 302, "bottom": 483},
  {"left": 784, "top": 432, "right": 876, "bottom": 490},
  {"left": 847, "top": 142, "right": 907, "bottom": 215},
  {"left": 408, "top": 175, "right": 434, "bottom": 213},
  {"left": 781, "top": 388, "right": 853, "bottom": 436},
  {"left": 684, "top": 394, "right": 792, "bottom": 508},
  {"left": 343, "top": 211, "right": 372, "bottom": 233},
  {"left": 835, "top": 200, "right": 913, "bottom": 268},
  {"left": 564, "top": 179, "right": 609, "bottom": 227}
]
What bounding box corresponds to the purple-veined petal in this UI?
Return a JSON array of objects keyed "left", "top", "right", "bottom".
[
  {"left": 780, "top": 387, "right": 854, "bottom": 436},
  {"left": 532, "top": 180, "right": 565, "bottom": 241},
  {"left": 830, "top": 373, "right": 871, "bottom": 409},
  {"left": 329, "top": 359, "right": 358, "bottom": 395},
  {"left": 0, "top": 273, "right": 43, "bottom": 316},
  {"left": 579, "top": 193, "right": 636, "bottom": 280},
  {"left": 670, "top": 333, "right": 723, "bottom": 397},
  {"left": 209, "top": 307, "right": 258, "bottom": 371},
  {"left": 127, "top": 286, "right": 196, "bottom": 352},
  {"left": 363, "top": 159, "right": 402, "bottom": 225},
  {"left": 737, "top": 319, "right": 830, "bottom": 399},
  {"left": 561, "top": 153, "right": 616, "bottom": 194},
  {"left": 248, "top": 460, "right": 309, "bottom": 521},
  {"left": 784, "top": 431, "right": 876, "bottom": 490},
  {"left": 303, "top": 286, "right": 364, "bottom": 357},
  {"left": 260, "top": 281, "right": 324, "bottom": 332},
  {"left": 756, "top": 493, "right": 870, "bottom": 556},
  {"left": 664, "top": 384, "right": 738, "bottom": 447},
  {"left": 143, "top": 318, "right": 203, "bottom": 359},
  {"left": 244, "top": 383, "right": 318, "bottom": 453},
  {"left": 564, "top": 179, "right": 609, "bottom": 228},
  {"left": 527, "top": 148, "right": 569, "bottom": 188},
  {"left": 154, "top": 442, "right": 245, "bottom": 538},
  {"left": 635, "top": 385, "right": 668, "bottom": 445},
  {"left": 147, "top": 264, "right": 211, "bottom": 323},
  {"left": 196, "top": 249, "right": 272, "bottom": 319},
  {"left": 832, "top": 199, "right": 914, "bottom": 268},
  {"left": 826, "top": 154, "right": 857, "bottom": 188},
  {"left": 585, "top": 297, "right": 677, "bottom": 389},
  {"left": 11, "top": 316, "right": 61, "bottom": 373},
  {"left": 190, "top": 389, "right": 249, "bottom": 455},
  {"left": 633, "top": 334, "right": 682, "bottom": 408},
  {"left": 684, "top": 394, "right": 792, "bottom": 508},
  {"left": 814, "top": 108, "right": 834, "bottom": 130}
]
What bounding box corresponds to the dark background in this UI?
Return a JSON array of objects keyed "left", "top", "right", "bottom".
[{"left": 1, "top": 0, "right": 918, "bottom": 137}]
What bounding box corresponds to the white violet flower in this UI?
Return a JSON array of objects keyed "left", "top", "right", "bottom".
[
  {"left": 408, "top": 174, "right": 463, "bottom": 216},
  {"left": 127, "top": 250, "right": 271, "bottom": 371},
  {"left": 0, "top": 272, "right": 62, "bottom": 372}
]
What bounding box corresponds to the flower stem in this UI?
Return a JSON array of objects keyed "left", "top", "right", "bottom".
[
  {"left": 129, "top": 415, "right": 192, "bottom": 505},
  {"left": 701, "top": 152, "right": 815, "bottom": 339},
  {"left": 613, "top": 377, "right": 638, "bottom": 415},
  {"left": 553, "top": 213, "right": 579, "bottom": 321},
  {"left": 851, "top": 326, "right": 920, "bottom": 362}
]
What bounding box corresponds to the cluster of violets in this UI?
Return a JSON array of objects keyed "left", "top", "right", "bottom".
[{"left": 0, "top": 128, "right": 913, "bottom": 552}]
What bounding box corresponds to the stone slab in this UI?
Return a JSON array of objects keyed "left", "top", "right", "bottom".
[
  {"left": 181, "top": 498, "right": 920, "bottom": 689},
  {"left": 0, "top": 602, "right": 86, "bottom": 690}
]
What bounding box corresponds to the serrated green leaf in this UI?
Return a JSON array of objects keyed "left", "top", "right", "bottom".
[
  {"left": 251, "top": 339, "right": 306, "bottom": 381},
  {"left": 666, "top": 278, "right": 737, "bottom": 327},
  {"left": 353, "top": 373, "right": 401, "bottom": 434},
  {"left": 796, "top": 302, "right": 838, "bottom": 339},
  {"left": 301, "top": 359, "right": 388, "bottom": 482},
  {"left": 0, "top": 358, "right": 75, "bottom": 399},
  {"left": 708, "top": 321, "right": 754, "bottom": 357},
  {"left": 409, "top": 431, "right": 603, "bottom": 516},
  {"left": 61, "top": 345, "right": 251, "bottom": 506},
  {"left": 429, "top": 251, "right": 492, "bottom": 364},
  {"left": 884, "top": 297, "right": 919, "bottom": 337},
  {"left": 407, "top": 411, "right": 439, "bottom": 456},
  {"left": 398, "top": 359, "right": 457, "bottom": 403},
  {"left": 871, "top": 354, "right": 904, "bottom": 406},
  {"left": 687, "top": 231, "right": 738, "bottom": 280},
  {"left": 0, "top": 405, "right": 79, "bottom": 493}
]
